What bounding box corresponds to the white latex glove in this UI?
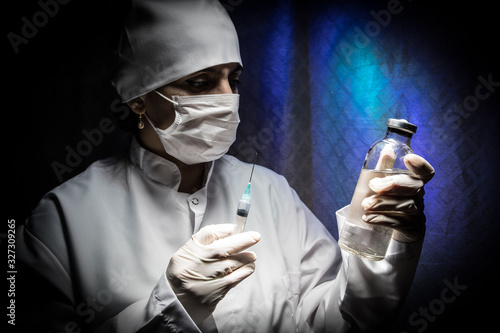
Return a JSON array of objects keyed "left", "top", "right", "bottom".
[
  {"left": 361, "top": 154, "right": 435, "bottom": 243},
  {"left": 166, "top": 224, "right": 261, "bottom": 325}
]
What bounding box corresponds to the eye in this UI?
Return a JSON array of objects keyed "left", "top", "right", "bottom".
[
  {"left": 228, "top": 78, "right": 240, "bottom": 93},
  {"left": 186, "top": 79, "right": 208, "bottom": 88},
  {"left": 230, "top": 70, "right": 242, "bottom": 89}
]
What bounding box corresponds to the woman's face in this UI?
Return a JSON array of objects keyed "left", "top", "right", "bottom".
[
  {"left": 140, "top": 62, "right": 242, "bottom": 130},
  {"left": 127, "top": 62, "right": 242, "bottom": 161}
]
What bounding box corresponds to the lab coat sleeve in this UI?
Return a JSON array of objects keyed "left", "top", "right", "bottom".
[
  {"left": 298, "top": 204, "right": 423, "bottom": 332},
  {"left": 17, "top": 194, "right": 202, "bottom": 333},
  {"left": 95, "top": 274, "right": 201, "bottom": 333}
]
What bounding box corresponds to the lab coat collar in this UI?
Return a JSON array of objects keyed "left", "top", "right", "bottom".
[{"left": 129, "top": 137, "right": 214, "bottom": 191}]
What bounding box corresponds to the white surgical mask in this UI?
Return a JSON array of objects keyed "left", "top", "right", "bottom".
[{"left": 145, "top": 91, "right": 240, "bottom": 165}]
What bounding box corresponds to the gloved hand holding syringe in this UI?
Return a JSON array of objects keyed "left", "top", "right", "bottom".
[
  {"left": 233, "top": 153, "right": 257, "bottom": 234},
  {"left": 166, "top": 154, "right": 261, "bottom": 325}
]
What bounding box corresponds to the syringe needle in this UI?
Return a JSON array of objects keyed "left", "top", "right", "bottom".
[{"left": 249, "top": 152, "right": 257, "bottom": 183}]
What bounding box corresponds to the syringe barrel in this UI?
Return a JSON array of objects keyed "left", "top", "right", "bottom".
[
  {"left": 237, "top": 200, "right": 251, "bottom": 215},
  {"left": 234, "top": 200, "right": 251, "bottom": 234}
]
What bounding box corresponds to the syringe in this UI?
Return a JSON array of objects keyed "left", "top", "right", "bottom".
[{"left": 233, "top": 155, "right": 257, "bottom": 234}]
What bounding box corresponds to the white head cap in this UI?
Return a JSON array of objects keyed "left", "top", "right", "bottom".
[{"left": 112, "top": 0, "right": 242, "bottom": 102}]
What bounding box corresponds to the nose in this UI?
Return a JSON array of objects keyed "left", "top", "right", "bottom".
[{"left": 214, "top": 79, "right": 235, "bottom": 94}]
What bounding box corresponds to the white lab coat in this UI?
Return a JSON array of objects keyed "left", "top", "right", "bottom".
[{"left": 18, "top": 138, "right": 423, "bottom": 332}]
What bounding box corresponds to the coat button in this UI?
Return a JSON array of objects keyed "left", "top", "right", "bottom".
[{"left": 191, "top": 198, "right": 199, "bottom": 205}]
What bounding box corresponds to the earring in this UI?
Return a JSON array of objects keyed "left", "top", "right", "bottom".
[{"left": 137, "top": 113, "right": 145, "bottom": 130}]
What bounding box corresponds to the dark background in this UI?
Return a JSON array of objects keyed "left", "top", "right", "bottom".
[{"left": 4, "top": 0, "right": 500, "bottom": 332}]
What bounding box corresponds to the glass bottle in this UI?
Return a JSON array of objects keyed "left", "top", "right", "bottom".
[{"left": 338, "top": 118, "right": 417, "bottom": 261}]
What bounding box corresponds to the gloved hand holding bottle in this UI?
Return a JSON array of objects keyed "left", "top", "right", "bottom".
[
  {"left": 166, "top": 224, "right": 261, "bottom": 325},
  {"left": 362, "top": 153, "right": 435, "bottom": 243},
  {"left": 339, "top": 119, "right": 435, "bottom": 260}
]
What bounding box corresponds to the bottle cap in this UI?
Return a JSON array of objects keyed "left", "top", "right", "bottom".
[{"left": 387, "top": 118, "right": 417, "bottom": 134}]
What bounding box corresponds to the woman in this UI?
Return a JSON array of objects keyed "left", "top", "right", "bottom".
[{"left": 18, "top": 0, "right": 434, "bottom": 332}]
